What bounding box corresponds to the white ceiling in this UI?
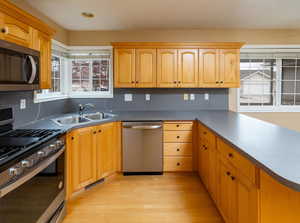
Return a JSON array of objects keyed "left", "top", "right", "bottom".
[{"left": 25, "top": 0, "right": 300, "bottom": 30}]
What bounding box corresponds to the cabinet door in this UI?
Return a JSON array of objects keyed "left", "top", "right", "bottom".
[
  {"left": 69, "top": 127, "right": 96, "bottom": 193},
  {"left": 208, "top": 140, "right": 218, "bottom": 203},
  {"left": 219, "top": 49, "right": 240, "bottom": 88},
  {"left": 178, "top": 49, "right": 198, "bottom": 88},
  {"left": 38, "top": 32, "right": 52, "bottom": 89},
  {"left": 96, "top": 122, "right": 115, "bottom": 180},
  {"left": 218, "top": 159, "right": 237, "bottom": 223},
  {"left": 199, "top": 49, "right": 219, "bottom": 87},
  {"left": 236, "top": 173, "right": 259, "bottom": 223},
  {"left": 114, "top": 48, "right": 135, "bottom": 87},
  {"left": 136, "top": 49, "right": 157, "bottom": 88},
  {"left": 0, "top": 12, "right": 33, "bottom": 48},
  {"left": 157, "top": 49, "right": 178, "bottom": 87}
]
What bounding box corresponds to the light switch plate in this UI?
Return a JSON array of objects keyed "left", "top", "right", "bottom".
[
  {"left": 204, "top": 93, "right": 209, "bottom": 101},
  {"left": 20, "top": 99, "right": 26, "bottom": 109},
  {"left": 124, "top": 94, "right": 133, "bottom": 102},
  {"left": 183, "top": 94, "right": 189, "bottom": 101},
  {"left": 190, "top": 94, "right": 195, "bottom": 101},
  {"left": 145, "top": 94, "right": 151, "bottom": 101}
]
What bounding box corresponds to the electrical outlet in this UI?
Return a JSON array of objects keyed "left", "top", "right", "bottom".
[
  {"left": 190, "top": 94, "right": 195, "bottom": 101},
  {"left": 183, "top": 94, "right": 189, "bottom": 101},
  {"left": 124, "top": 94, "right": 133, "bottom": 102},
  {"left": 204, "top": 93, "right": 209, "bottom": 101},
  {"left": 145, "top": 94, "right": 151, "bottom": 101},
  {"left": 20, "top": 99, "right": 26, "bottom": 109}
]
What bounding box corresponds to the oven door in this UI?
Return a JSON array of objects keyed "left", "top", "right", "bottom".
[{"left": 0, "top": 149, "right": 65, "bottom": 223}]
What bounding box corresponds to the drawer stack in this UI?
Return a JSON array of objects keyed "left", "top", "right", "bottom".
[{"left": 163, "top": 121, "right": 193, "bottom": 171}]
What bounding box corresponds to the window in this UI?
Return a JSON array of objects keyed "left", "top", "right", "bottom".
[
  {"left": 35, "top": 41, "right": 113, "bottom": 103},
  {"left": 35, "top": 54, "right": 68, "bottom": 102},
  {"left": 238, "top": 49, "right": 300, "bottom": 112}
]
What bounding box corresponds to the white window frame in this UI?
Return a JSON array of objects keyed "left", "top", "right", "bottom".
[
  {"left": 34, "top": 54, "right": 68, "bottom": 103},
  {"left": 238, "top": 45, "right": 300, "bottom": 112},
  {"left": 34, "top": 41, "right": 113, "bottom": 103}
]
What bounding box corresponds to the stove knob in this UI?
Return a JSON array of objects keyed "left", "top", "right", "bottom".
[
  {"left": 56, "top": 140, "right": 63, "bottom": 147},
  {"left": 37, "top": 151, "right": 46, "bottom": 157},
  {"left": 21, "top": 160, "right": 31, "bottom": 168},
  {"left": 49, "top": 144, "right": 56, "bottom": 150},
  {"left": 9, "top": 167, "right": 21, "bottom": 176}
]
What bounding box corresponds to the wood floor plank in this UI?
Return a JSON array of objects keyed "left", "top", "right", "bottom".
[{"left": 63, "top": 173, "right": 224, "bottom": 223}]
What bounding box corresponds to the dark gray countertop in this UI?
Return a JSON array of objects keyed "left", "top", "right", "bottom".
[{"left": 21, "top": 110, "right": 300, "bottom": 191}]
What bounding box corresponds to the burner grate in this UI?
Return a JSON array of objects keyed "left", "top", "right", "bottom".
[
  {"left": 3, "top": 129, "right": 60, "bottom": 139},
  {"left": 0, "top": 146, "right": 22, "bottom": 161}
]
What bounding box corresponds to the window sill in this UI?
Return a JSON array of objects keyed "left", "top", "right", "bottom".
[
  {"left": 239, "top": 106, "right": 300, "bottom": 112},
  {"left": 34, "top": 94, "right": 69, "bottom": 103},
  {"left": 69, "top": 93, "right": 113, "bottom": 99}
]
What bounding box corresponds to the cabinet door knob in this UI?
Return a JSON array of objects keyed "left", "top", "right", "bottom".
[
  {"left": 176, "top": 124, "right": 180, "bottom": 127},
  {"left": 176, "top": 136, "right": 180, "bottom": 139},
  {"left": 174, "top": 81, "right": 177, "bottom": 84},
  {"left": 220, "top": 81, "right": 224, "bottom": 84},
  {"left": 178, "top": 81, "right": 181, "bottom": 84},
  {"left": 93, "top": 131, "right": 97, "bottom": 134},
  {"left": 136, "top": 81, "right": 139, "bottom": 83},
  {"left": 98, "top": 130, "right": 102, "bottom": 133},
  {"left": 1, "top": 27, "right": 8, "bottom": 34},
  {"left": 228, "top": 153, "right": 233, "bottom": 158},
  {"left": 231, "top": 176, "right": 236, "bottom": 181},
  {"left": 226, "top": 171, "right": 231, "bottom": 176},
  {"left": 216, "top": 81, "right": 219, "bottom": 84},
  {"left": 131, "top": 81, "right": 135, "bottom": 83},
  {"left": 177, "top": 148, "right": 180, "bottom": 152},
  {"left": 203, "top": 131, "right": 207, "bottom": 135},
  {"left": 177, "top": 162, "right": 180, "bottom": 166}
]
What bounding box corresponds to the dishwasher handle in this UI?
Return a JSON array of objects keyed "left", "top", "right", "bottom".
[{"left": 123, "top": 125, "right": 162, "bottom": 130}]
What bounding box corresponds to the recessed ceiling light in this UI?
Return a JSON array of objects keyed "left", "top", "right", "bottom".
[{"left": 81, "top": 12, "right": 94, "bottom": 18}]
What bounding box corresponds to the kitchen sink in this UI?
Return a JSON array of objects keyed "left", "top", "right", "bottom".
[
  {"left": 52, "top": 112, "right": 116, "bottom": 126},
  {"left": 53, "top": 115, "right": 91, "bottom": 126},
  {"left": 83, "top": 112, "right": 113, "bottom": 121}
]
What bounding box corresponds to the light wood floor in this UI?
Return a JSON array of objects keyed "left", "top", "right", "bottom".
[{"left": 63, "top": 173, "right": 224, "bottom": 223}]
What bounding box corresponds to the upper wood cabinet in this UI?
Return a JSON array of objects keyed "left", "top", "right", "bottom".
[
  {"left": 0, "top": 1, "right": 55, "bottom": 89},
  {"left": 136, "top": 49, "right": 157, "bottom": 88},
  {"left": 219, "top": 49, "right": 240, "bottom": 88},
  {"left": 0, "top": 12, "right": 33, "bottom": 48},
  {"left": 199, "top": 49, "right": 219, "bottom": 87},
  {"left": 178, "top": 49, "right": 198, "bottom": 88},
  {"left": 112, "top": 42, "right": 244, "bottom": 89},
  {"left": 157, "top": 49, "right": 178, "bottom": 88},
  {"left": 114, "top": 48, "right": 135, "bottom": 88}
]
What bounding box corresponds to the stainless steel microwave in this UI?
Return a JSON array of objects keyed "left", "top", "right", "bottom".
[{"left": 0, "top": 39, "right": 40, "bottom": 91}]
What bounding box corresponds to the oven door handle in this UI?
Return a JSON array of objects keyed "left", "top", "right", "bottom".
[{"left": 0, "top": 147, "right": 65, "bottom": 198}]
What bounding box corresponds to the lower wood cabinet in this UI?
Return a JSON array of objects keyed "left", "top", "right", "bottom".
[
  {"left": 163, "top": 121, "right": 193, "bottom": 172},
  {"left": 67, "top": 122, "right": 120, "bottom": 198},
  {"left": 198, "top": 122, "right": 259, "bottom": 223}
]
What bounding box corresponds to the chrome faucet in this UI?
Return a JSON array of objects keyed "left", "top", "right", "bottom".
[{"left": 78, "top": 103, "right": 95, "bottom": 117}]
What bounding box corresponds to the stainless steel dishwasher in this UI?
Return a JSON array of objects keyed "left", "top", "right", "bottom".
[{"left": 122, "top": 121, "right": 163, "bottom": 175}]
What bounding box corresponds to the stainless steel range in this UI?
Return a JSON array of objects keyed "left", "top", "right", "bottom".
[{"left": 0, "top": 107, "right": 66, "bottom": 223}]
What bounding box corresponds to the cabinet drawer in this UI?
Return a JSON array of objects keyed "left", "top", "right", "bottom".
[
  {"left": 164, "top": 143, "right": 192, "bottom": 156},
  {"left": 164, "top": 157, "right": 193, "bottom": 171},
  {"left": 164, "top": 122, "right": 193, "bottom": 131},
  {"left": 217, "top": 138, "right": 256, "bottom": 183},
  {"left": 164, "top": 131, "right": 192, "bottom": 143}
]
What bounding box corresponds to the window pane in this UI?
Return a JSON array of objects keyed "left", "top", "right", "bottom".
[
  {"left": 92, "top": 59, "right": 110, "bottom": 92},
  {"left": 282, "top": 81, "right": 295, "bottom": 94},
  {"left": 282, "top": 67, "right": 295, "bottom": 80},
  {"left": 295, "top": 95, "right": 300, "bottom": 105},
  {"left": 72, "top": 60, "right": 90, "bottom": 79},
  {"left": 282, "top": 59, "right": 296, "bottom": 66},
  {"left": 282, "top": 94, "right": 295, "bottom": 105},
  {"left": 52, "top": 56, "right": 60, "bottom": 78},
  {"left": 240, "top": 59, "right": 276, "bottom": 106}
]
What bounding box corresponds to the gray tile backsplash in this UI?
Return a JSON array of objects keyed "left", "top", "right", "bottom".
[{"left": 0, "top": 88, "right": 228, "bottom": 127}]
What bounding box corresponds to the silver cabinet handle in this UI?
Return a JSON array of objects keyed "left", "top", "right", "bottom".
[{"left": 123, "top": 125, "right": 162, "bottom": 130}]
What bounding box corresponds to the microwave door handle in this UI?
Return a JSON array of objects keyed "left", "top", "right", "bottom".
[{"left": 27, "top": 55, "right": 37, "bottom": 84}]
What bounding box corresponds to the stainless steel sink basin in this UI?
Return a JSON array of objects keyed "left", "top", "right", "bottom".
[
  {"left": 53, "top": 115, "right": 90, "bottom": 126},
  {"left": 83, "top": 112, "right": 106, "bottom": 120}
]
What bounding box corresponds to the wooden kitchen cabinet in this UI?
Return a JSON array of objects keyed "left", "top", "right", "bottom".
[
  {"left": 0, "top": 12, "right": 33, "bottom": 48},
  {"left": 67, "top": 126, "right": 97, "bottom": 194},
  {"left": 95, "top": 122, "right": 117, "bottom": 180},
  {"left": 114, "top": 48, "right": 135, "bottom": 87},
  {"left": 199, "top": 49, "right": 240, "bottom": 88},
  {"left": 157, "top": 49, "right": 178, "bottom": 87},
  {"left": 178, "top": 49, "right": 198, "bottom": 88},
  {"left": 38, "top": 31, "right": 52, "bottom": 89},
  {"left": 136, "top": 49, "right": 157, "bottom": 87},
  {"left": 219, "top": 49, "right": 240, "bottom": 88}
]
